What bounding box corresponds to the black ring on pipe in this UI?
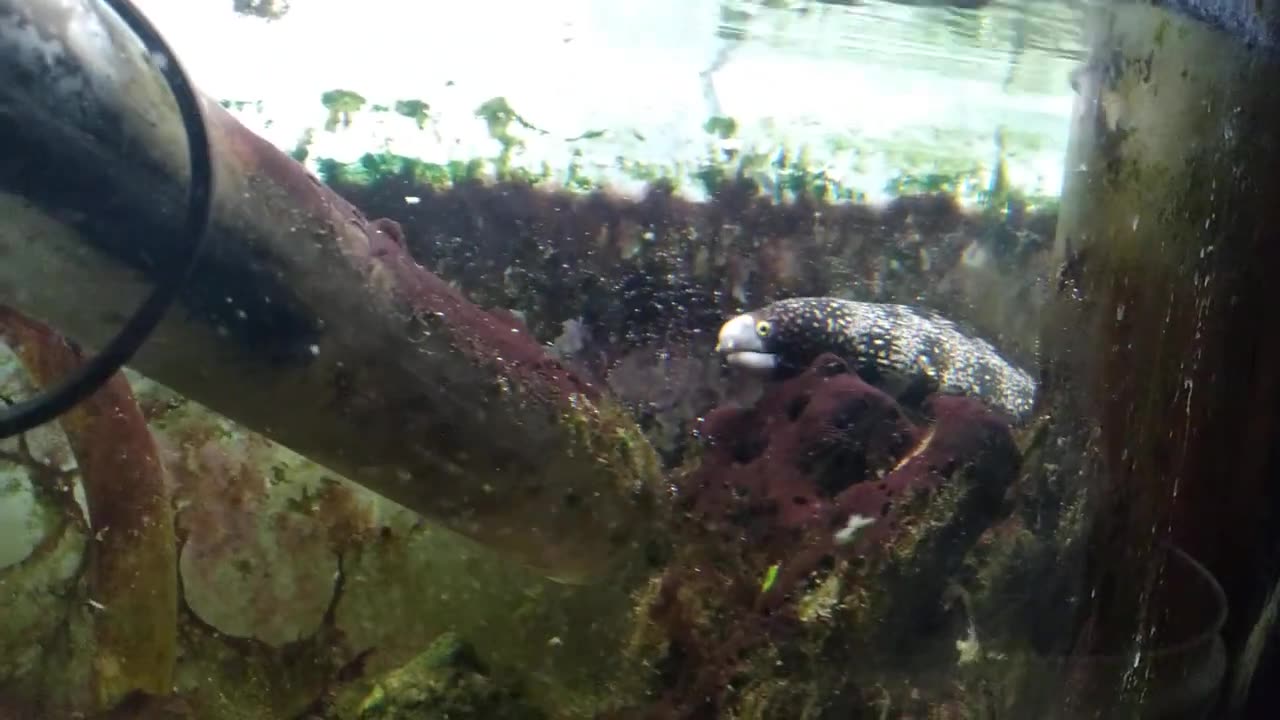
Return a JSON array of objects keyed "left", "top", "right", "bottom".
[{"left": 0, "top": 0, "right": 213, "bottom": 438}]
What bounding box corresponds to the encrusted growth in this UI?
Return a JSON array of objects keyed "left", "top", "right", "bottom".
[
  {"left": 345, "top": 633, "right": 545, "bottom": 720},
  {"left": 620, "top": 353, "right": 1022, "bottom": 717}
]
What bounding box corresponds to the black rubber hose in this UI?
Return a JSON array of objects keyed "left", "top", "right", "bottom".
[{"left": 0, "top": 0, "right": 213, "bottom": 438}]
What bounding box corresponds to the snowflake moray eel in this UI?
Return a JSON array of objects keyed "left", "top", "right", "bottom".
[{"left": 714, "top": 297, "right": 1038, "bottom": 420}]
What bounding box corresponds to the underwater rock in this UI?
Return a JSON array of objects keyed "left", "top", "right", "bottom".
[
  {"left": 687, "top": 352, "right": 1019, "bottom": 557},
  {"left": 692, "top": 352, "right": 922, "bottom": 533},
  {"left": 0, "top": 458, "right": 53, "bottom": 572},
  {"left": 627, "top": 353, "right": 1021, "bottom": 717},
  {"left": 88, "top": 690, "right": 193, "bottom": 719},
  {"left": 0, "top": 506, "right": 86, "bottom": 698},
  {"left": 349, "top": 633, "right": 545, "bottom": 720},
  {"left": 0, "top": 347, "right": 79, "bottom": 574},
  {"left": 166, "top": 434, "right": 338, "bottom": 648},
  {"left": 177, "top": 509, "right": 336, "bottom": 649}
]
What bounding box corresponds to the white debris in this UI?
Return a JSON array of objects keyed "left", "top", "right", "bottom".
[{"left": 833, "top": 513, "right": 875, "bottom": 546}]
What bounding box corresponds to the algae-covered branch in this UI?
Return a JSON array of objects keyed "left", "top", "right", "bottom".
[{"left": 0, "top": 0, "right": 665, "bottom": 583}]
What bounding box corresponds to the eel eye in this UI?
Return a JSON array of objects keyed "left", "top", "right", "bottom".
[{"left": 755, "top": 320, "right": 772, "bottom": 337}]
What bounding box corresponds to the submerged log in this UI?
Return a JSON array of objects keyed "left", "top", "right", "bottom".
[{"left": 0, "top": 0, "right": 665, "bottom": 583}]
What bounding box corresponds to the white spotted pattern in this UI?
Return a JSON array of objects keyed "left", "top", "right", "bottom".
[{"left": 749, "top": 297, "right": 1037, "bottom": 419}]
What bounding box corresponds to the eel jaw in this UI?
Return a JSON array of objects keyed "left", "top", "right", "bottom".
[{"left": 715, "top": 314, "right": 779, "bottom": 372}]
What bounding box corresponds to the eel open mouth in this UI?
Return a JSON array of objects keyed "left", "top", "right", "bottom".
[
  {"left": 715, "top": 314, "right": 779, "bottom": 372},
  {"left": 723, "top": 351, "right": 779, "bottom": 371}
]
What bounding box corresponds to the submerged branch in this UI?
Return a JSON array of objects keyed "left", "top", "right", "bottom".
[{"left": 0, "top": 0, "right": 665, "bottom": 582}]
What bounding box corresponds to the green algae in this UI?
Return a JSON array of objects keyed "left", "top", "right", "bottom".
[
  {"left": 321, "top": 90, "right": 368, "bottom": 132},
  {"left": 304, "top": 138, "right": 1059, "bottom": 215},
  {"left": 289, "top": 129, "right": 314, "bottom": 163},
  {"left": 219, "top": 99, "right": 263, "bottom": 113},
  {"left": 285, "top": 92, "right": 1061, "bottom": 210},
  {"left": 475, "top": 97, "right": 548, "bottom": 179},
  {"left": 703, "top": 115, "right": 739, "bottom": 139},
  {"left": 565, "top": 129, "right": 608, "bottom": 142},
  {"left": 393, "top": 100, "right": 431, "bottom": 129},
  {"left": 314, "top": 154, "right": 485, "bottom": 188},
  {"left": 349, "top": 634, "right": 544, "bottom": 720}
]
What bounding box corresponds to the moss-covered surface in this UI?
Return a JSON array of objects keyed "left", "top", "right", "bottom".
[{"left": 340, "top": 633, "right": 545, "bottom": 720}]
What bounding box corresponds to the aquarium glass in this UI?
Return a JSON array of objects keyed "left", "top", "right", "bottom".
[{"left": 1, "top": 0, "right": 1277, "bottom": 718}]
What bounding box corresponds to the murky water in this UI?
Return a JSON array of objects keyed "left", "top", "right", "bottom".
[{"left": 2, "top": 0, "right": 1278, "bottom": 718}]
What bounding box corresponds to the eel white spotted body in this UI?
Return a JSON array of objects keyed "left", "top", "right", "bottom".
[{"left": 714, "top": 297, "right": 1037, "bottom": 420}]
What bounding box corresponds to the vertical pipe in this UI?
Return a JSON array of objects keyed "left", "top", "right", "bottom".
[{"left": 1046, "top": 1, "right": 1280, "bottom": 714}]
